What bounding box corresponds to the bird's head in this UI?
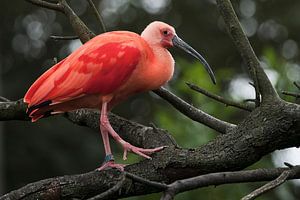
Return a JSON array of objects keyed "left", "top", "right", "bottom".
[{"left": 141, "top": 21, "right": 216, "bottom": 84}]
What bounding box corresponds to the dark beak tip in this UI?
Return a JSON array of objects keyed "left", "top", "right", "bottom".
[
  {"left": 213, "top": 79, "right": 217, "bottom": 85},
  {"left": 173, "top": 35, "right": 217, "bottom": 85}
]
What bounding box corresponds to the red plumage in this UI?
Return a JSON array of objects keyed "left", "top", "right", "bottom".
[{"left": 25, "top": 32, "right": 145, "bottom": 121}]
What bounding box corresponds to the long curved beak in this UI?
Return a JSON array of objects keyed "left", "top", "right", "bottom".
[{"left": 172, "top": 35, "right": 216, "bottom": 84}]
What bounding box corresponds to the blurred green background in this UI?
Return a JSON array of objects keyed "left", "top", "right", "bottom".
[{"left": 0, "top": 0, "right": 299, "bottom": 199}]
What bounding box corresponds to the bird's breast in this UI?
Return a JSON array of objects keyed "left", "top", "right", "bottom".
[
  {"left": 109, "top": 47, "right": 174, "bottom": 106},
  {"left": 131, "top": 47, "right": 174, "bottom": 91}
]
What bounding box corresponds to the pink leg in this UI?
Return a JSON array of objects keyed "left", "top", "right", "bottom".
[
  {"left": 100, "top": 102, "right": 165, "bottom": 162},
  {"left": 97, "top": 120, "right": 126, "bottom": 171},
  {"left": 100, "top": 125, "right": 112, "bottom": 155}
]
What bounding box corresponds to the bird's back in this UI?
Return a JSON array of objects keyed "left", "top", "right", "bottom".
[
  {"left": 24, "top": 31, "right": 148, "bottom": 105},
  {"left": 24, "top": 31, "right": 151, "bottom": 120}
]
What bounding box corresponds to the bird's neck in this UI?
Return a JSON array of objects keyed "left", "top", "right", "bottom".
[
  {"left": 148, "top": 43, "right": 175, "bottom": 87},
  {"left": 141, "top": 30, "right": 160, "bottom": 47}
]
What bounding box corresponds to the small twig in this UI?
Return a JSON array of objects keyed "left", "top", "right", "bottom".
[
  {"left": 125, "top": 172, "right": 168, "bottom": 190},
  {"left": 153, "top": 87, "right": 236, "bottom": 134},
  {"left": 25, "top": 0, "right": 63, "bottom": 12},
  {"left": 284, "top": 162, "right": 294, "bottom": 168},
  {"left": 149, "top": 122, "right": 160, "bottom": 133},
  {"left": 294, "top": 82, "right": 300, "bottom": 90},
  {"left": 87, "top": 0, "right": 107, "bottom": 33},
  {"left": 50, "top": 35, "right": 79, "bottom": 40},
  {"left": 248, "top": 82, "right": 255, "bottom": 88},
  {"left": 87, "top": 173, "right": 126, "bottom": 200},
  {"left": 282, "top": 91, "right": 300, "bottom": 98},
  {"left": 187, "top": 82, "right": 253, "bottom": 112},
  {"left": 241, "top": 170, "right": 291, "bottom": 200},
  {"left": 0, "top": 96, "right": 10, "bottom": 102}
]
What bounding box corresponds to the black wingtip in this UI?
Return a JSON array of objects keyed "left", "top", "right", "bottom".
[{"left": 27, "top": 100, "right": 52, "bottom": 115}]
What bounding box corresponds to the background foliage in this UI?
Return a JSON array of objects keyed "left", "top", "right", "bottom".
[{"left": 0, "top": 0, "right": 299, "bottom": 199}]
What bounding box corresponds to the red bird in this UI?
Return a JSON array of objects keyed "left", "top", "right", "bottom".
[{"left": 24, "top": 21, "right": 216, "bottom": 170}]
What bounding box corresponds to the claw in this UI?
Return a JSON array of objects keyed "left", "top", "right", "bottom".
[
  {"left": 97, "top": 161, "right": 126, "bottom": 171},
  {"left": 123, "top": 149, "right": 128, "bottom": 160},
  {"left": 121, "top": 142, "right": 165, "bottom": 160}
]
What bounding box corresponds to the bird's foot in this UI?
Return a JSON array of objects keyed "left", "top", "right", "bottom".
[
  {"left": 97, "top": 161, "right": 126, "bottom": 171},
  {"left": 96, "top": 154, "right": 126, "bottom": 171},
  {"left": 122, "top": 142, "right": 167, "bottom": 160}
]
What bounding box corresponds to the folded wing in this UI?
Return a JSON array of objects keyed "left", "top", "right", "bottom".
[{"left": 24, "top": 33, "right": 142, "bottom": 120}]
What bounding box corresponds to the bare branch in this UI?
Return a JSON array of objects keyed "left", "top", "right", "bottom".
[
  {"left": 58, "top": 0, "right": 95, "bottom": 43},
  {"left": 25, "top": 0, "right": 63, "bottom": 12},
  {"left": 26, "top": 0, "right": 95, "bottom": 43},
  {"left": 241, "top": 170, "right": 291, "bottom": 200},
  {"left": 161, "top": 166, "right": 300, "bottom": 200},
  {"left": 153, "top": 87, "right": 236, "bottom": 134},
  {"left": 87, "top": 173, "right": 126, "bottom": 200},
  {"left": 87, "top": 0, "right": 107, "bottom": 33},
  {"left": 50, "top": 35, "right": 79, "bottom": 40},
  {"left": 216, "top": 0, "right": 279, "bottom": 102},
  {"left": 282, "top": 91, "right": 300, "bottom": 98},
  {"left": 125, "top": 172, "right": 168, "bottom": 190},
  {"left": 0, "top": 99, "right": 29, "bottom": 121},
  {"left": 0, "top": 99, "right": 177, "bottom": 148},
  {"left": 187, "top": 82, "right": 253, "bottom": 112},
  {"left": 0, "top": 96, "right": 10, "bottom": 102}
]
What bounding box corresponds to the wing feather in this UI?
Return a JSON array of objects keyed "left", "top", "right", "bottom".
[{"left": 24, "top": 33, "right": 142, "bottom": 107}]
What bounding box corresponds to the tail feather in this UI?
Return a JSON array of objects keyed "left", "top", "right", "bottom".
[
  {"left": 27, "top": 100, "right": 52, "bottom": 115},
  {"left": 26, "top": 94, "right": 101, "bottom": 122},
  {"left": 26, "top": 100, "right": 53, "bottom": 122}
]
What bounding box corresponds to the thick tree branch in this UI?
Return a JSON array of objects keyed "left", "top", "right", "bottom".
[
  {"left": 2, "top": 166, "right": 300, "bottom": 200},
  {"left": 0, "top": 99, "right": 177, "bottom": 148},
  {"left": 216, "top": 0, "right": 279, "bottom": 102},
  {"left": 0, "top": 99, "right": 29, "bottom": 121},
  {"left": 186, "top": 82, "right": 254, "bottom": 112},
  {"left": 153, "top": 87, "right": 236, "bottom": 134},
  {"left": 1, "top": 96, "right": 299, "bottom": 199},
  {"left": 58, "top": 0, "right": 95, "bottom": 43}
]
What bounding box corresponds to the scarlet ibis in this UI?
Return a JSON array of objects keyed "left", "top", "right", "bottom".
[{"left": 24, "top": 21, "right": 216, "bottom": 171}]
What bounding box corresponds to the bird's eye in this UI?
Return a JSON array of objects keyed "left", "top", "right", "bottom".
[{"left": 163, "top": 30, "right": 169, "bottom": 35}]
